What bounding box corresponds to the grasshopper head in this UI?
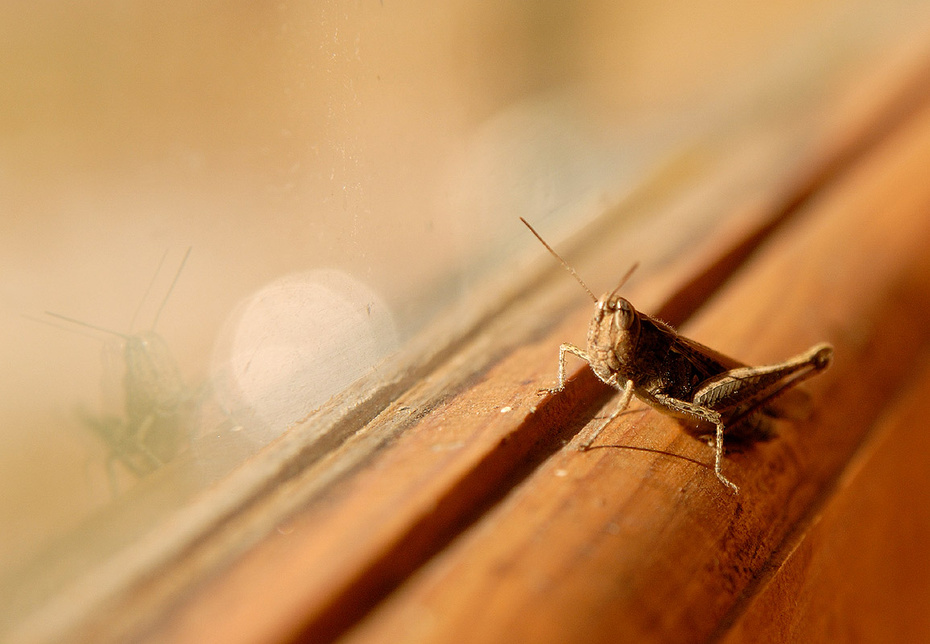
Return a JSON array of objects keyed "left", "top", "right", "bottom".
[
  {"left": 519, "top": 217, "right": 642, "bottom": 376},
  {"left": 587, "top": 293, "right": 640, "bottom": 374},
  {"left": 123, "top": 331, "right": 186, "bottom": 415}
]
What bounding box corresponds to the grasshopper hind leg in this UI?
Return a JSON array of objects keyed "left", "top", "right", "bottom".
[
  {"left": 649, "top": 393, "right": 741, "bottom": 493},
  {"left": 710, "top": 421, "right": 739, "bottom": 493}
]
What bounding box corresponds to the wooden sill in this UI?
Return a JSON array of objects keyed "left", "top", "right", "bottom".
[{"left": 31, "top": 23, "right": 930, "bottom": 644}]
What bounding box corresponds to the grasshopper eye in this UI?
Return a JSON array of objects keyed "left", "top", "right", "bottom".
[{"left": 613, "top": 298, "right": 635, "bottom": 330}]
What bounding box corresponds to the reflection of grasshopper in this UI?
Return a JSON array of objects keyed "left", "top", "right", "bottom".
[{"left": 48, "top": 248, "right": 196, "bottom": 485}]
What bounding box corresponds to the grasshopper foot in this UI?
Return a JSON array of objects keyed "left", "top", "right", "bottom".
[{"left": 715, "top": 471, "right": 740, "bottom": 494}]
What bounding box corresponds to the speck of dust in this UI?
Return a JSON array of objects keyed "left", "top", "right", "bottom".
[{"left": 499, "top": 406, "right": 512, "bottom": 414}]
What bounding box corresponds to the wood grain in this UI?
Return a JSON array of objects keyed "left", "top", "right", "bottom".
[
  {"left": 335, "top": 85, "right": 930, "bottom": 642},
  {"left": 720, "top": 354, "right": 930, "bottom": 643},
  {"left": 37, "top": 19, "right": 930, "bottom": 644}
]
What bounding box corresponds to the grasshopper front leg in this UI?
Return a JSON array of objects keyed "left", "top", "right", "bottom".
[
  {"left": 539, "top": 344, "right": 637, "bottom": 450},
  {"left": 537, "top": 343, "right": 591, "bottom": 395},
  {"left": 576, "top": 378, "right": 634, "bottom": 450}
]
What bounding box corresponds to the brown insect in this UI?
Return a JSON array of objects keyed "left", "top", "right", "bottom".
[{"left": 522, "top": 218, "right": 833, "bottom": 493}]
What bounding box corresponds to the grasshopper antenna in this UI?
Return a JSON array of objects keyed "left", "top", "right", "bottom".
[
  {"left": 610, "top": 261, "right": 639, "bottom": 296},
  {"left": 520, "top": 217, "right": 597, "bottom": 303},
  {"left": 150, "top": 247, "right": 192, "bottom": 331},
  {"left": 129, "top": 249, "right": 170, "bottom": 332},
  {"left": 43, "top": 311, "right": 130, "bottom": 339}
]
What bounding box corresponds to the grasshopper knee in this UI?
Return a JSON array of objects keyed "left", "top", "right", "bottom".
[{"left": 810, "top": 343, "right": 834, "bottom": 370}]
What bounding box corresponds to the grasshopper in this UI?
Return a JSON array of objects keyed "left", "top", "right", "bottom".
[
  {"left": 521, "top": 218, "right": 833, "bottom": 493},
  {"left": 47, "top": 248, "right": 196, "bottom": 488}
]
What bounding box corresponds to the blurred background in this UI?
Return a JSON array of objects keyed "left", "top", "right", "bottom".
[{"left": 1, "top": 0, "right": 927, "bottom": 632}]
